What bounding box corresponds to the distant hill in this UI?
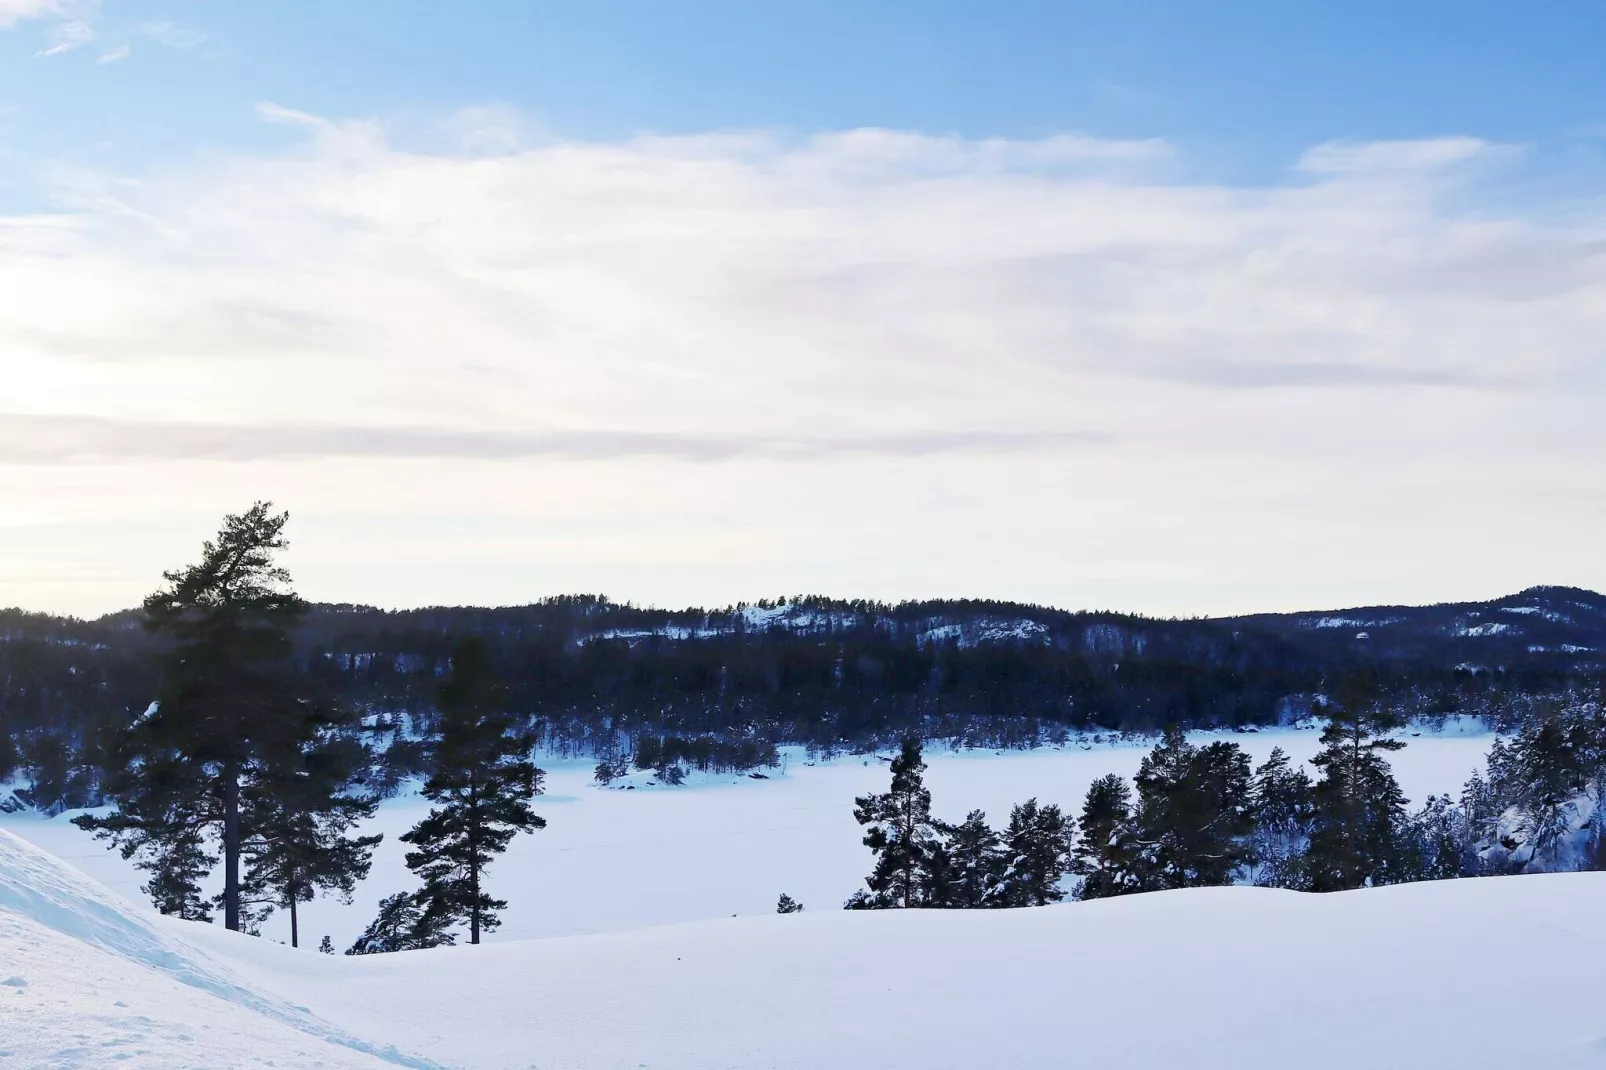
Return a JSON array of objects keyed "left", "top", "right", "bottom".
[{"left": 3, "top": 587, "right": 1602, "bottom": 810}]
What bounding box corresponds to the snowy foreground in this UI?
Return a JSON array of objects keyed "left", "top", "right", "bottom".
[{"left": 4, "top": 826, "right": 1606, "bottom": 1070}]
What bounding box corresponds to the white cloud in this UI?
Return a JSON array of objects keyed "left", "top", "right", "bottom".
[
  {"left": 2, "top": 0, "right": 96, "bottom": 53},
  {"left": 2, "top": 115, "right": 1604, "bottom": 616},
  {"left": 94, "top": 40, "right": 126, "bottom": 63},
  {"left": 0, "top": 0, "right": 61, "bottom": 28},
  {"left": 139, "top": 19, "right": 204, "bottom": 48}
]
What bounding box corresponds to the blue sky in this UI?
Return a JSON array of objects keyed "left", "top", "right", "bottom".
[
  {"left": 7, "top": 1, "right": 1606, "bottom": 187},
  {"left": 4, "top": 2, "right": 1606, "bottom": 617}
]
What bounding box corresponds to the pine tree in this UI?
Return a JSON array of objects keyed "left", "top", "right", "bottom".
[
  {"left": 845, "top": 738, "right": 943, "bottom": 909},
  {"left": 400, "top": 638, "right": 547, "bottom": 945},
  {"left": 1072, "top": 773, "right": 1138, "bottom": 900},
  {"left": 1129, "top": 730, "right": 1254, "bottom": 890},
  {"left": 996, "top": 798, "right": 1074, "bottom": 906},
  {"left": 943, "top": 809, "right": 1007, "bottom": 908},
  {"left": 318, "top": 935, "right": 334, "bottom": 954},
  {"left": 239, "top": 736, "right": 383, "bottom": 948},
  {"left": 346, "top": 892, "right": 457, "bottom": 955},
  {"left": 140, "top": 824, "right": 215, "bottom": 921},
  {"left": 1401, "top": 794, "right": 1471, "bottom": 880},
  {"left": 776, "top": 893, "right": 804, "bottom": 914},
  {"left": 1248, "top": 747, "right": 1315, "bottom": 888},
  {"left": 1304, "top": 680, "right": 1410, "bottom": 891},
  {"left": 1507, "top": 718, "right": 1583, "bottom": 869},
  {"left": 74, "top": 504, "right": 353, "bottom": 932}
]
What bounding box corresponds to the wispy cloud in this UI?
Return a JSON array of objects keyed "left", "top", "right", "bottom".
[
  {"left": 4, "top": 113, "right": 1605, "bottom": 614},
  {"left": 0, "top": 0, "right": 63, "bottom": 29},
  {"left": 0, "top": 413, "right": 1108, "bottom": 465},
  {"left": 94, "top": 40, "right": 126, "bottom": 63},
  {"left": 139, "top": 19, "right": 204, "bottom": 48}
]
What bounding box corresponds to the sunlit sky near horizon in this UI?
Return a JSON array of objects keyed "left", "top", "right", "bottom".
[{"left": 4, "top": 1, "right": 1606, "bottom": 619}]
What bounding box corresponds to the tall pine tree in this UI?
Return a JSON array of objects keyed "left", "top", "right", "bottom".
[
  {"left": 400, "top": 638, "right": 547, "bottom": 944},
  {"left": 1304, "top": 680, "right": 1410, "bottom": 891},
  {"left": 75, "top": 504, "right": 361, "bottom": 932},
  {"left": 239, "top": 733, "right": 383, "bottom": 947},
  {"left": 845, "top": 738, "right": 944, "bottom": 909}
]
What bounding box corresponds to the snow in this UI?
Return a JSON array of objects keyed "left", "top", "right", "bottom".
[
  {"left": 6, "top": 821, "right": 1606, "bottom": 1068},
  {"left": 0, "top": 828, "right": 442, "bottom": 1069},
  {"left": 1456, "top": 621, "right": 1513, "bottom": 637}
]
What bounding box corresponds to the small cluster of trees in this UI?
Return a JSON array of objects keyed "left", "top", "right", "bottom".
[
  {"left": 72, "top": 504, "right": 546, "bottom": 953},
  {"left": 844, "top": 682, "right": 1470, "bottom": 906},
  {"left": 1462, "top": 696, "right": 1606, "bottom": 874},
  {"left": 844, "top": 739, "right": 1075, "bottom": 909}
]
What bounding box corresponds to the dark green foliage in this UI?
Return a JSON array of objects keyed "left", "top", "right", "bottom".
[
  {"left": 776, "top": 893, "right": 804, "bottom": 914},
  {"left": 74, "top": 504, "right": 368, "bottom": 932},
  {"left": 318, "top": 935, "right": 334, "bottom": 954},
  {"left": 239, "top": 735, "right": 383, "bottom": 948},
  {"left": 1248, "top": 747, "right": 1315, "bottom": 888},
  {"left": 1401, "top": 794, "right": 1472, "bottom": 881},
  {"left": 1072, "top": 773, "right": 1138, "bottom": 900},
  {"left": 845, "top": 738, "right": 944, "bottom": 909},
  {"left": 400, "top": 638, "right": 547, "bottom": 945},
  {"left": 996, "top": 799, "right": 1074, "bottom": 906},
  {"left": 1129, "top": 730, "right": 1255, "bottom": 890},
  {"left": 943, "top": 810, "right": 1007, "bottom": 908},
  {"left": 346, "top": 892, "right": 457, "bottom": 955},
  {"left": 1305, "top": 681, "right": 1411, "bottom": 891},
  {"left": 139, "top": 826, "right": 215, "bottom": 921}
]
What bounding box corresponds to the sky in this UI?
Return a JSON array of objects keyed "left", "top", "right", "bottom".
[{"left": 3, "top": 1, "right": 1606, "bottom": 619}]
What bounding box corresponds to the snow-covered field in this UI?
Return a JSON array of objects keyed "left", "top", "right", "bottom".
[
  {"left": 2, "top": 725, "right": 1495, "bottom": 950},
  {"left": 5, "top": 817, "right": 1606, "bottom": 1070}
]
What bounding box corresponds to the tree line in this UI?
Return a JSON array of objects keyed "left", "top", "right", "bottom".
[
  {"left": 7, "top": 557, "right": 1599, "bottom": 815},
  {"left": 830, "top": 677, "right": 1606, "bottom": 910}
]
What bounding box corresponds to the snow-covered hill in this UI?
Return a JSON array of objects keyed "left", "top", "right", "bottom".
[{"left": 6, "top": 823, "right": 1606, "bottom": 1069}]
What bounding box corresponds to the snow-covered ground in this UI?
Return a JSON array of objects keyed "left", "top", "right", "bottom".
[
  {"left": 1, "top": 725, "right": 1495, "bottom": 950},
  {"left": 5, "top": 820, "right": 1606, "bottom": 1069}
]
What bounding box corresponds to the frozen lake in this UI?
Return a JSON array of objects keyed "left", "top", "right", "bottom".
[{"left": 2, "top": 722, "right": 1497, "bottom": 950}]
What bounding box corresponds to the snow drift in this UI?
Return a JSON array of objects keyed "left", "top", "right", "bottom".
[
  {"left": 6, "top": 824, "right": 1606, "bottom": 1069},
  {"left": 0, "top": 828, "right": 440, "bottom": 1069}
]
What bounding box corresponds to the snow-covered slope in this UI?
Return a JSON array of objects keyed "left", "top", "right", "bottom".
[
  {"left": 0, "top": 828, "right": 441, "bottom": 1070},
  {"left": 6, "top": 823, "right": 1606, "bottom": 1069}
]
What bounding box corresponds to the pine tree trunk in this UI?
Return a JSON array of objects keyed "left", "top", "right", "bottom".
[
  {"left": 222, "top": 764, "right": 241, "bottom": 932},
  {"left": 289, "top": 895, "right": 298, "bottom": 949},
  {"left": 469, "top": 771, "right": 480, "bottom": 945}
]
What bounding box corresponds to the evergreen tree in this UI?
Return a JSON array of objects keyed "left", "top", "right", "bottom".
[
  {"left": 1304, "top": 682, "right": 1410, "bottom": 891},
  {"left": 238, "top": 736, "right": 383, "bottom": 948},
  {"left": 140, "top": 825, "right": 215, "bottom": 921},
  {"left": 400, "top": 638, "right": 547, "bottom": 944},
  {"left": 996, "top": 798, "right": 1074, "bottom": 906},
  {"left": 346, "top": 892, "right": 457, "bottom": 955},
  {"left": 776, "top": 893, "right": 804, "bottom": 914},
  {"left": 1506, "top": 717, "right": 1583, "bottom": 869},
  {"left": 318, "top": 935, "right": 334, "bottom": 954},
  {"left": 74, "top": 504, "right": 351, "bottom": 931},
  {"left": 1072, "top": 773, "right": 1138, "bottom": 900},
  {"left": 1129, "top": 730, "right": 1254, "bottom": 890},
  {"left": 943, "top": 809, "right": 1007, "bottom": 908},
  {"left": 1248, "top": 747, "right": 1315, "bottom": 888},
  {"left": 845, "top": 738, "right": 943, "bottom": 909},
  {"left": 1401, "top": 794, "right": 1472, "bottom": 881}
]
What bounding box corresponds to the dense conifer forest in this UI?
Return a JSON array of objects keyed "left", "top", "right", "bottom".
[{"left": 5, "top": 568, "right": 1605, "bottom": 812}]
